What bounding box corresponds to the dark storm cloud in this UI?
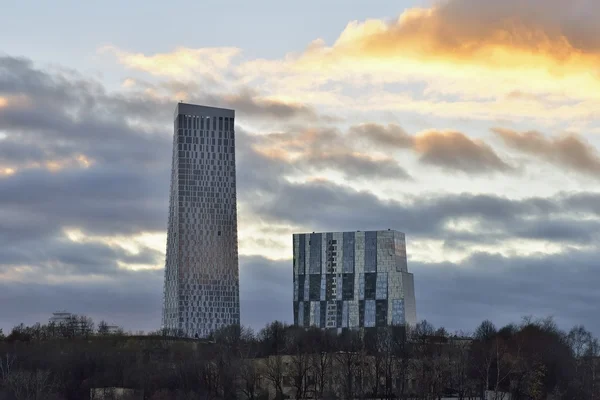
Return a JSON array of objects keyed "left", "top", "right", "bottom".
[{"left": 493, "top": 127, "right": 600, "bottom": 177}]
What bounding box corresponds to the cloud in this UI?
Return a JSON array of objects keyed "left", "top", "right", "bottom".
[
  {"left": 326, "top": 0, "right": 600, "bottom": 69},
  {"left": 194, "top": 88, "right": 323, "bottom": 121},
  {"left": 0, "top": 54, "right": 324, "bottom": 334},
  {"left": 351, "top": 123, "right": 511, "bottom": 174},
  {"left": 2, "top": 51, "right": 600, "bottom": 338},
  {"left": 415, "top": 248, "right": 600, "bottom": 334},
  {"left": 0, "top": 234, "right": 163, "bottom": 279},
  {"left": 415, "top": 130, "right": 511, "bottom": 173},
  {"left": 4, "top": 248, "right": 600, "bottom": 336},
  {"left": 493, "top": 127, "right": 600, "bottom": 177},
  {"left": 0, "top": 255, "right": 291, "bottom": 334},
  {"left": 243, "top": 171, "right": 600, "bottom": 253},
  {"left": 117, "top": 79, "right": 326, "bottom": 124},
  {"left": 349, "top": 123, "right": 413, "bottom": 148},
  {"left": 100, "top": 45, "right": 241, "bottom": 82},
  {"left": 231, "top": 0, "right": 600, "bottom": 123},
  {"left": 304, "top": 152, "right": 411, "bottom": 180},
  {"left": 99, "top": 1, "right": 600, "bottom": 124},
  {"left": 0, "top": 274, "right": 163, "bottom": 333},
  {"left": 250, "top": 127, "right": 412, "bottom": 181},
  {"left": 296, "top": 0, "right": 600, "bottom": 91}
]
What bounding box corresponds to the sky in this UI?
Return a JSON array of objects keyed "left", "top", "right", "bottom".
[{"left": 2, "top": 0, "right": 600, "bottom": 335}]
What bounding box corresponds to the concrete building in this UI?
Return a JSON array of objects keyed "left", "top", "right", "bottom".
[
  {"left": 292, "top": 230, "right": 417, "bottom": 330},
  {"left": 162, "top": 103, "right": 240, "bottom": 338}
]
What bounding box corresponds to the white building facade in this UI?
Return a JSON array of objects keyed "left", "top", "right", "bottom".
[
  {"left": 162, "top": 103, "right": 240, "bottom": 338},
  {"left": 49, "top": 311, "right": 73, "bottom": 324},
  {"left": 292, "top": 230, "right": 417, "bottom": 331}
]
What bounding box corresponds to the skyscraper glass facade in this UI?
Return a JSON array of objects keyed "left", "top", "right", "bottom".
[
  {"left": 293, "top": 230, "right": 417, "bottom": 331},
  {"left": 162, "top": 103, "right": 240, "bottom": 338}
]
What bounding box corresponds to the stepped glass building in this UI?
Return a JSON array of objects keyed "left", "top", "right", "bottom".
[
  {"left": 162, "top": 103, "right": 240, "bottom": 338},
  {"left": 292, "top": 230, "right": 417, "bottom": 331}
]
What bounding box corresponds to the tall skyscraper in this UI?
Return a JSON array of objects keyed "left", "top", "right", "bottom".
[
  {"left": 292, "top": 230, "right": 417, "bottom": 331},
  {"left": 162, "top": 103, "right": 240, "bottom": 338}
]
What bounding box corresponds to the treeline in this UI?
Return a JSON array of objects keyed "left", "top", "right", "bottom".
[
  {"left": 0, "top": 316, "right": 599, "bottom": 399},
  {"left": 0, "top": 315, "right": 125, "bottom": 343}
]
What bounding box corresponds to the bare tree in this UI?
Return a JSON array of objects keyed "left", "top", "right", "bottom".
[
  {"left": 287, "top": 328, "right": 311, "bottom": 400},
  {"left": 411, "top": 320, "right": 449, "bottom": 400},
  {"left": 79, "top": 315, "right": 95, "bottom": 338},
  {"left": 97, "top": 320, "right": 110, "bottom": 336},
  {"left": 491, "top": 334, "right": 518, "bottom": 400},
  {"left": 5, "top": 369, "right": 56, "bottom": 400},
  {"left": 448, "top": 335, "right": 476, "bottom": 400},
  {"left": 334, "top": 330, "right": 364, "bottom": 400},
  {"left": 309, "top": 330, "right": 335, "bottom": 400},
  {"left": 263, "top": 355, "right": 285, "bottom": 400},
  {"left": 391, "top": 326, "right": 411, "bottom": 400},
  {"left": 239, "top": 359, "right": 263, "bottom": 400},
  {"left": 0, "top": 352, "right": 16, "bottom": 383},
  {"left": 472, "top": 320, "right": 498, "bottom": 397}
]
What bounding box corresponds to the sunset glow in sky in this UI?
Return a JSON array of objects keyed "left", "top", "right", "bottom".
[{"left": 2, "top": 0, "right": 600, "bottom": 334}]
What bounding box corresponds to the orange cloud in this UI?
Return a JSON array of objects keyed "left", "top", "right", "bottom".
[
  {"left": 254, "top": 124, "right": 510, "bottom": 176},
  {"left": 268, "top": 0, "right": 600, "bottom": 107},
  {"left": 493, "top": 127, "right": 600, "bottom": 177},
  {"left": 415, "top": 130, "right": 511, "bottom": 173},
  {"left": 351, "top": 123, "right": 510, "bottom": 173},
  {"left": 303, "top": 0, "right": 600, "bottom": 75},
  {"left": 102, "top": 1, "right": 600, "bottom": 123}
]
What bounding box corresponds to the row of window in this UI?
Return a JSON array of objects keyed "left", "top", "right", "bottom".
[
  {"left": 179, "top": 138, "right": 232, "bottom": 149},
  {"left": 178, "top": 114, "right": 234, "bottom": 131},
  {"left": 178, "top": 147, "right": 234, "bottom": 158}
]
